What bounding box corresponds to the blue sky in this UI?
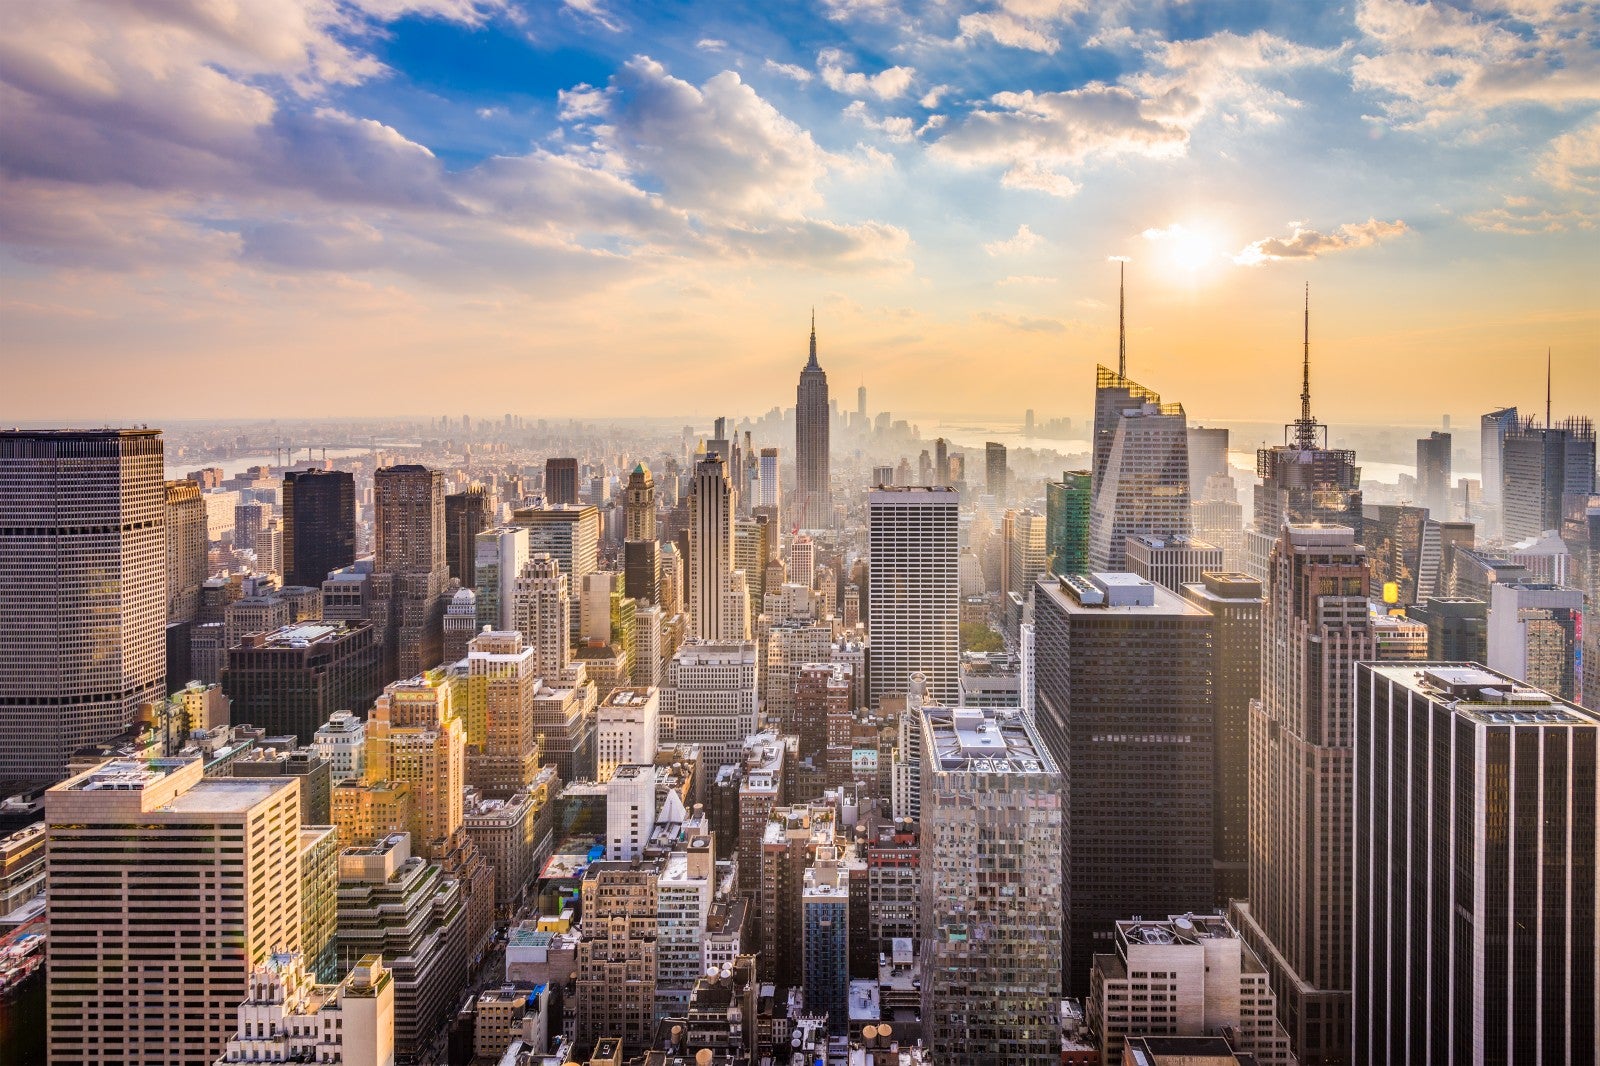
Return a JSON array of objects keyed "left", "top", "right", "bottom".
[{"left": 1, "top": 0, "right": 1596, "bottom": 422}]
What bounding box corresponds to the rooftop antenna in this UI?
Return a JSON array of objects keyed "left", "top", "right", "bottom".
[
  {"left": 1546, "top": 347, "right": 1552, "bottom": 426},
  {"left": 808, "top": 307, "right": 818, "bottom": 368},
  {"left": 1290, "top": 284, "right": 1324, "bottom": 450},
  {"left": 1118, "top": 260, "right": 1126, "bottom": 379}
]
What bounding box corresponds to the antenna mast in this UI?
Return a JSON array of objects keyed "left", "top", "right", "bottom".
[{"left": 1118, "top": 261, "right": 1126, "bottom": 379}]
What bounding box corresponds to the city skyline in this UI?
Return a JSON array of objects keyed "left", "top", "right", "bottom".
[{"left": 2, "top": 1, "right": 1597, "bottom": 423}]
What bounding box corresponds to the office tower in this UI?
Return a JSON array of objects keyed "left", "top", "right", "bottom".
[
  {"left": 659, "top": 540, "right": 684, "bottom": 616},
  {"left": 1352, "top": 664, "right": 1599, "bottom": 1066},
  {"left": 234, "top": 500, "right": 267, "bottom": 553},
  {"left": 1033, "top": 572, "right": 1215, "bottom": 996},
  {"left": 1125, "top": 533, "right": 1223, "bottom": 594},
  {"left": 1407, "top": 597, "right": 1489, "bottom": 661},
  {"left": 660, "top": 640, "right": 758, "bottom": 771},
  {"left": 1247, "top": 297, "right": 1362, "bottom": 579},
  {"left": 1089, "top": 914, "right": 1297, "bottom": 1066},
  {"left": 867, "top": 487, "right": 960, "bottom": 710},
  {"left": 363, "top": 672, "right": 464, "bottom": 857},
  {"left": 544, "top": 457, "right": 579, "bottom": 505},
  {"left": 1004, "top": 508, "right": 1048, "bottom": 601},
  {"left": 788, "top": 532, "right": 816, "bottom": 589},
  {"left": 1181, "top": 572, "right": 1262, "bottom": 906},
  {"left": 575, "top": 861, "right": 659, "bottom": 1056},
  {"left": 375, "top": 464, "right": 449, "bottom": 678},
  {"left": 1045, "top": 470, "right": 1092, "bottom": 578},
  {"left": 444, "top": 486, "right": 490, "bottom": 586},
  {"left": 802, "top": 848, "right": 852, "bottom": 1035},
  {"left": 165, "top": 478, "right": 208, "bottom": 624},
  {"left": 1088, "top": 370, "right": 1192, "bottom": 572},
  {"left": 1480, "top": 405, "right": 1519, "bottom": 529},
  {"left": 0, "top": 428, "right": 165, "bottom": 785},
  {"left": 605, "top": 763, "right": 658, "bottom": 861},
  {"left": 757, "top": 447, "right": 780, "bottom": 513},
  {"left": 596, "top": 686, "right": 659, "bottom": 782},
  {"left": 1416, "top": 516, "right": 1473, "bottom": 602},
  {"left": 985, "top": 441, "right": 1009, "bottom": 502},
  {"left": 632, "top": 604, "right": 664, "bottom": 687},
  {"left": 624, "top": 462, "right": 656, "bottom": 541},
  {"left": 462, "top": 772, "right": 555, "bottom": 915},
  {"left": 871, "top": 463, "right": 894, "bottom": 488},
  {"left": 1487, "top": 581, "right": 1585, "bottom": 703},
  {"left": 1187, "top": 425, "right": 1229, "bottom": 498},
  {"left": 732, "top": 516, "right": 769, "bottom": 608},
  {"left": 1233, "top": 525, "right": 1373, "bottom": 1066},
  {"left": 463, "top": 630, "right": 542, "bottom": 797},
  {"left": 511, "top": 554, "right": 570, "bottom": 677},
  {"left": 624, "top": 538, "right": 661, "bottom": 608},
  {"left": 1360, "top": 502, "right": 1428, "bottom": 605},
  {"left": 688, "top": 450, "right": 734, "bottom": 640},
  {"left": 473, "top": 525, "right": 529, "bottom": 631},
  {"left": 216, "top": 953, "right": 395, "bottom": 1066},
  {"left": 283, "top": 469, "right": 356, "bottom": 590},
  {"left": 334, "top": 834, "right": 469, "bottom": 1061},
  {"left": 931, "top": 437, "right": 948, "bottom": 488},
  {"left": 765, "top": 621, "right": 834, "bottom": 737},
  {"left": 46, "top": 758, "right": 303, "bottom": 1066},
  {"left": 795, "top": 312, "right": 832, "bottom": 529},
  {"left": 512, "top": 504, "right": 599, "bottom": 644},
  {"left": 1416, "top": 430, "right": 1453, "bottom": 517},
  {"left": 224, "top": 622, "right": 383, "bottom": 743},
  {"left": 919, "top": 705, "right": 1062, "bottom": 1063},
  {"left": 442, "top": 586, "right": 477, "bottom": 663},
  {"left": 1502, "top": 415, "right": 1597, "bottom": 541},
  {"left": 314, "top": 710, "right": 367, "bottom": 782}
]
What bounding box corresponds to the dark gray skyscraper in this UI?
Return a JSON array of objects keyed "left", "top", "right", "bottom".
[
  {"left": 795, "top": 312, "right": 831, "bottom": 529},
  {"left": 984, "top": 441, "right": 1008, "bottom": 502},
  {"left": 283, "top": 468, "right": 355, "bottom": 589},
  {"left": 375, "top": 464, "right": 448, "bottom": 678},
  {"left": 444, "top": 486, "right": 490, "bottom": 586},
  {"left": 0, "top": 429, "right": 167, "bottom": 785},
  {"left": 544, "top": 457, "right": 579, "bottom": 506},
  {"left": 1246, "top": 291, "right": 1362, "bottom": 579}
]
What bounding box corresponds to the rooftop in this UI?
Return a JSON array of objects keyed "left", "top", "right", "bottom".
[
  {"left": 922, "top": 705, "right": 1057, "bottom": 776},
  {"left": 1372, "top": 664, "right": 1596, "bottom": 726}
]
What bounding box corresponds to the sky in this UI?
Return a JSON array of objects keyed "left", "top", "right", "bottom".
[{"left": 1, "top": 0, "right": 1597, "bottom": 426}]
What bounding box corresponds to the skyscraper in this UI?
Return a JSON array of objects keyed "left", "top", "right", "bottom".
[
  {"left": 46, "top": 758, "right": 304, "bottom": 1066},
  {"left": 509, "top": 503, "right": 599, "bottom": 643},
  {"left": 1246, "top": 291, "right": 1362, "bottom": 580},
  {"left": 0, "top": 428, "right": 166, "bottom": 785},
  {"left": 544, "top": 457, "right": 578, "bottom": 506},
  {"left": 1480, "top": 405, "right": 1519, "bottom": 524},
  {"left": 919, "top": 704, "right": 1062, "bottom": 1063},
  {"left": 688, "top": 450, "right": 733, "bottom": 641},
  {"left": 1352, "top": 664, "right": 1598, "bottom": 1066},
  {"left": 282, "top": 468, "right": 356, "bottom": 589},
  {"left": 795, "top": 312, "right": 831, "bottom": 529},
  {"left": 1501, "top": 414, "right": 1597, "bottom": 542},
  {"left": 512, "top": 554, "right": 571, "bottom": 677},
  {"left": 1233, "top": 525, "right": 1373, "bottom": 1066},
  {"left": 1087, "top": 368, "right": 1191, "bottom": 572},
  {"left": 165, "top": 477, "right": 208, "bottom": 624},
  {"left": 1487, "top": 580, "right": 1585, "bottom": 704},
  {"left": 1416, "top": 430, "right": 1452, "bottom": 517},
  {"left": 1033, "top": 571, "right": 1216, "bottom": 995},
  {"left": 1186, "top": 424, "right": 1229, "bottom": 499},
  {"left": 1045, "top": 470, "right": 1092, "bottom": 577},
  {"left": 867, "top": 486, "right": 960, "bottom": 709},
  {"left": 757, "top": 447, "right": 780, "bottom": 513},
  {"left": 375, "top": 464, "right": 449, "bottom": 678},
  {"left": 985, "top": 441, "right": 1008, "bottom": 502},
  {"left": 623, "top": 462, "right": 656, "bottom": 541},
  {"left": 444, "top": 486, "right": 490, "bottom": 586}
]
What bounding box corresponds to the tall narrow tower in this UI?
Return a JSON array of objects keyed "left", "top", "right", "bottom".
[
  {"left": 688, "top": 451, "right": 733, "bottom": 640},
  {"left": 795, "top": 311, "right": 831, "bottom": 529}
]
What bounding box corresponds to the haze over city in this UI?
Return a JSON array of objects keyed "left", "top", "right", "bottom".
[{"left": 3, "top": 0, "right": 1597, "bottom": 423}]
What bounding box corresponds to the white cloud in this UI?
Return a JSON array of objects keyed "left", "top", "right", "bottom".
[
  {"left": 984, "top": 223, "right": 1042, "bottom": 255},
  {"left": 764, "top": 59, "right": 814, "bottom": 83},
  {"left": 1001, "top": 160, "right": 1080, "bottom": 197},
  {"left": 997, "top": 273, "right": 1058, "bottom": 285},
  {"left": 819, "top": 0, "right": 899, "bottom": 21},
  {"left": 1536, "top": 117, "right": 1600, "bottom": 193},
  {"left": 843, "top": 100, "right": 915, "bottom": 142},
  {"left": 696, "top": 38, "right": 727, "bottom": 52},
  {"left": 1233, "top": 218, "right": 1409, "bottom": 264},
  {"left": 920, "top": 84, "right": 955, "bottom": 108},
  {"left": 557, "top": 84, "right": 610, "bottom": 121},
  {"left": 957, "top": 12, "right": 1060, "bottom": 54},
  {"left": 818, "top": 48, "right": 915, "bottom": 100},
  {"left": 561, "top": 0, "right": 622, "bottom": 32}
]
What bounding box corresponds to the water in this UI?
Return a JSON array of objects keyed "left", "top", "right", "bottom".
[{"left": 164, "top": 447, "right": 377, "bottom": 481}]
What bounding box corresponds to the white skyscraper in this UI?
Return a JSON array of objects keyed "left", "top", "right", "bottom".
[
  {"left": 659, "top": 640, "right": 759, "bottom": 771},
  {"left": 1088, "top": 388, "right": 1192, "bottom": 573},
  {"left": 868, "top": 487, "right": 960, "bottom": 709},
  {"left": 688, "top": 451, "right": 733, "bottom": 641},
  {"left": 758, "top": 447, "right": 780, "bottom": 511},
  {"left": 473, "top": 525, "right": 530, "bottom": 631},
  {"left": 512, "top": 553, "right": 570, "bottom": 676}
]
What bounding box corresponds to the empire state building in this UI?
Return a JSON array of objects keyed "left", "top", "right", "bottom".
[{"left": 795, "top": 312, "right": 831, "bottom": 529}]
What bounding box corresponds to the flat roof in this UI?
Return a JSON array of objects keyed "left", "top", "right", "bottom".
[{"left": 165, "top": 776, "right": 294, "bottom": 814}]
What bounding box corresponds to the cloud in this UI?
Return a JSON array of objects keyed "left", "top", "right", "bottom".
[
  {"left": 953, "top": 0, "right": 1092, "bottom": 55},
  {"left": 975, "top": 309, "right": 1067, "bottom": 332},
  {"left": 1536, "top": 117, "right": 1600, "bottom": 193},
  {"left": 819, "top": 0, "right": 899, "bottom": 21},
  {"left": 843, "top": 101, "right": 914, "bottom": 142},
  {"left": 696, "top": 38, "right": 727, "bottom": 52},
  {"left": 561, "top": 0, "right": 622, "bottom": 32},
  {"left": 764, "top": 59, "right": 814, "bottom": 84},
  {"left": 1465, "top": 199, "right": 1597, "bottom": 234},
  {"left": 818, "top": 49, "right": 915, "bottom": 100},
  {"left": 919, "top": 84, "right": 955, "bottom": 108},
  {"left": 1233, "top": 218, "right": 1409, "bottom": 264},
  {"left": 997, "top": 273, "right": 1057, "bottom": 285},
  {"left": 558, "top": 84, "right": 610, "bottom": 121},
  {"left": 1351, "top": 0, "right": 1600, "bottom": 127},
  {"left": 984, "top": 223, "right": 1042, "bottom": 255}
]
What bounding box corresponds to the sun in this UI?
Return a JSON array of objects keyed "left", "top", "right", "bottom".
[{"left": 1140, "top": 222, "right": 1232, "bottom": 281}]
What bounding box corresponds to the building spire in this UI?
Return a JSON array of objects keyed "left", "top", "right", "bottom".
[
  {"left": 1293, "top": 283, "right": 1320, "bottom": 451},
  {"left": 1118, "top": 260, "right": 1126, "bottom": 379},
  {"left": 1546, "top": 346, "right": 1553, "bottom": 426},
  {"left": 807, "top": 307, "right": 819, "bottom": 368}
]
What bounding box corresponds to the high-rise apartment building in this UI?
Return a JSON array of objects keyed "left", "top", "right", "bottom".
[
  {"left": 985, "top": 441, "right": 1009, "bottom": 502},
  {"left": 1088, "top": 368, "right": 1191, "bottom": 572},
  {"left": 283, "top": 469, "right": 356, "bottom": 590},
  {"left": 1352, "top": 664, "right": 1598, "bottom": 1066},
  {"left": 688, "top": 450, "right": 734, "bottom": 641},
  {"left": 464, "top": 630, "right": 542, "bottom": 797},
  {"left": 1124, "top": 533, "right": 1223, "bottom": 594},
  {"left": 1501, "top": 415, "right": 1597, "bottom": 542},
  {"left": 544, "top": 457, "right": 579, "bottom": 506},
  {"left": 1181, "top": 572, "right": 1262, "bottom": 906},
  {"left": 919, "top": 705, "right": 1062, "bottom": 1063},
  {"left": 165, "top": 478, "right": 209, "bottom": 624},
  {"left": 575, "top": 860, "right": 659, "bottom": 1056},
  {"left": 1234, "top": 525, "right": 1372, "bottom": 1066},
  {"left": 795, "top": 314, "right": 831, "bottom": 529},
  {"left": 1246, "top": 299, "right": 1362, "bottom": 580},
  {"left": 1487, "top": 581, "right": 1585, "bottom": 704},
  {"left": 1045, "top": 470, "right": 1092, "bottom": 577},
  {"left": 511, "top": 553, "right": 570, "bottom": 676},
  {"left": 511, "top": 503, "right": 599, "bottom": 643},
  {"left": 1088, "top": 914, "right": 1297, "bottom": 1066},
  {"left": 867, "top": 487, "right": 960, "bottom": 710},
  {"left": 375, "top": 464, "right": 449, "bottom": 678},
  {"left": 801, "top": 848, "right": 853, "bottom": 1035},
  {"left": 660, "top": 640, "right": 758, "bottom": 772},
  {"left": 46, "top": 758, "right": 303, "bottom": 1066},
  {"left": 444, "top": 486, "right": 490, "bottom": 587},
  {"left": 0, "top": 428, "right": 166, "bottom": 785},
  {"left": 1416, "top": 430, "right": 1453, "bottom": 517},
  {"left": 1033, "top": 572, "right": 1216, "bottom": 995},
  {"left": 758, "top": 447, "right": 780, "bottom": 513}
]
